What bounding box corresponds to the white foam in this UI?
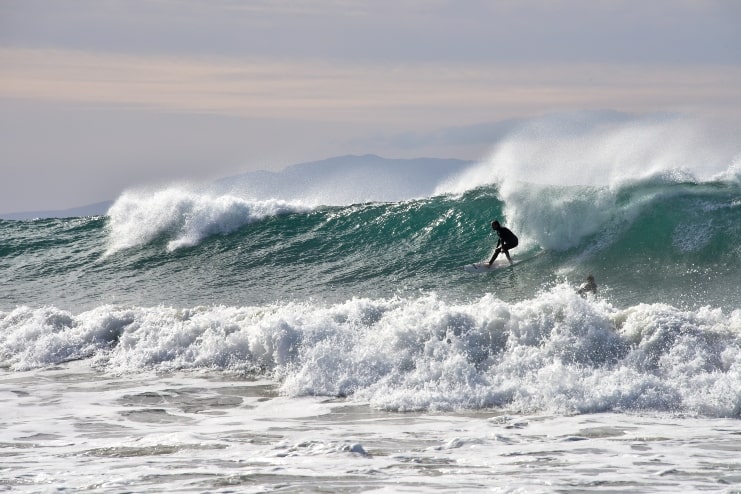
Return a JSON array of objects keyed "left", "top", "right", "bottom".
[
  {"left": 713, "top": 153, "right": 741, "bottom": 183},
  {"left": 3, "top": 365, "right": 738, "bottom": 492},
  {"left": 2, "top": 288, "right": 740, "bottom": 417},
  {"left": 104, "top": 186, "right": 310, "bottom": 254}
]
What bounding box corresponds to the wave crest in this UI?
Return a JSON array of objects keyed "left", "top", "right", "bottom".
[{"left": 105, "top": 187, "right": 310, "bottom": 254}]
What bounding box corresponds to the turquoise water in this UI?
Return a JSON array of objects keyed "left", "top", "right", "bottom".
[{"left": 2, "top": 180, "right": 739, "bottom": 312}]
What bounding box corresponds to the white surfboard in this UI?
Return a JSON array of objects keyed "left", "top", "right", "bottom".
[
  {"left": 463, "top": 251, "right": 544, "bottom": 273},
  {"left": 463, "top": 260, "right": 517, "bottom": 273}
]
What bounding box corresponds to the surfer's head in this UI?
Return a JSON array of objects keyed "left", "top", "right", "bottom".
[{"left": 491, "top": 220, "right": 500, "bottom": 230}]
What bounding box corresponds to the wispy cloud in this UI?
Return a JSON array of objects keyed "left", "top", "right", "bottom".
[
  {"left": 3, "top": 48, "right": 740, "bottom": 126},
  {"left": 2, "top": 0, "right": 739, "bottom": 212}
]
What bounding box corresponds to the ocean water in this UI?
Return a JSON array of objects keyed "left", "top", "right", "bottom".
[{"left": 2, "top": 127, "right": 741, "bottom": 492}]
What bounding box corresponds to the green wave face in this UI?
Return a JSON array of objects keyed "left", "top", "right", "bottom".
[{"left": 1, "top": 179, "right": 739, "bottom": 312}]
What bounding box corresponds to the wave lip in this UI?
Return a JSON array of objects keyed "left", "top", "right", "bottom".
[{"left": 105, "top": 187, "right": 311, "bottom": 254}]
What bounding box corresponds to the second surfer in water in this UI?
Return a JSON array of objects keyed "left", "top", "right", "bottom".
[
  {"left": 488, "top": 220, "right": 518, "bottom": 266},
  {"left": 577, "top": 274, "right": 597, "bottom": 296}
]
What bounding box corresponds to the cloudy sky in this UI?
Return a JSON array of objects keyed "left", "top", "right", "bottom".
[{"left": 1, "top": 0, "right": 740, "bottom": 213}]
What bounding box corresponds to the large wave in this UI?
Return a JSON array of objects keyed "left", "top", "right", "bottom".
[
  {"left": 4, "top": 170, "right": 738, "bottom": 313},
  {"left": 102, "top": 112, "right": 740, "bottom": 257},
  {"left": 102, "top": 171, "right": 740, "bottom": 268}
]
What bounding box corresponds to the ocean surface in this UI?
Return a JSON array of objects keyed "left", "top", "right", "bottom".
[{"left": 2, "top": 145, "right": 741, "bottom": 492}]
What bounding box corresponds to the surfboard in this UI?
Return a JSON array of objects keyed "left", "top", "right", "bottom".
[
  {"left": 463, "top": 260, "right": 516, "bottom": 273},
  {"left": 463, "top": 250, "right": 545, "bottom": 273}
]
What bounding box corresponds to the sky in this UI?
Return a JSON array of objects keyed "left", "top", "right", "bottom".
[{"left": 1, "top": 0, "right": 740, "bottom": 213}]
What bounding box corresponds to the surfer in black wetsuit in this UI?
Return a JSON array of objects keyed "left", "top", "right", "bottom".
[
  {"left": 578, "top": 274, "right": 597, "bottom": 296},
  {"left": 488, "top": 220, "right": 518, "bottom": 266}
]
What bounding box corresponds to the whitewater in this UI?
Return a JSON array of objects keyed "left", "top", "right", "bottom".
[{"left": 2, "top": 114, "right": 741, "bottom": 493}]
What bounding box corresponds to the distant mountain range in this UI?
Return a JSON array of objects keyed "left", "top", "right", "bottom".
[
  {"left": 0, "top": 201, "right": 114, "bottom": 221},
  {"left": 1, "top": 155, "right": 472, "bottom": 220}
]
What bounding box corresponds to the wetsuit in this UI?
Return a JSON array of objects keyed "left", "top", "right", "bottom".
[
  {"left": 496, "top": 227, "right": 518, "bottom": 251},
  {"left": 489, "top": 225, "right": 518, "bottom": 265}
]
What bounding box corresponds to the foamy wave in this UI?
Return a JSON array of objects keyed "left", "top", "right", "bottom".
[
  {"left": 105, "top": 187, "right": 311, "bottom": 253},
  {"left": 436, "top": 113, "right": 741, "bottom": 251},
  {"left": 714, "top": 154, "right": 741, "bottom": 183},
  {"left": 2, "top": 288, "right": 740, "bottom": 417}
]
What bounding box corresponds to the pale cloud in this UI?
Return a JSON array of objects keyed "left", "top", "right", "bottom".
[
  {"left": 3, "top": 48, "right": 740, "bottom": 128},
  {"left": 3, "top": 0, "right": 738, "bottom": 64},
  {"left": 1, "top": 0, "right": 740, "bottom": 213}
]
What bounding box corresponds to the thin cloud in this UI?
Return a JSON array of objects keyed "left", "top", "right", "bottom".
[{"left": 2, "top": 48, "right": 740, "bottom": 125}]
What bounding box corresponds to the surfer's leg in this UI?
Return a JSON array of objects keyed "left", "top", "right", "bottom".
[
  {"left": 488, "top": 248, "right": 501, "bottom": 266},
  {"left": 503, "top": 249, "right": 512, "bottom": 264}
]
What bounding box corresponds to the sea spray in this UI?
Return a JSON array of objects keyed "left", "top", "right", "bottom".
[{"left": 436, "top": 113, "right": 741, "bottom": 253}]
